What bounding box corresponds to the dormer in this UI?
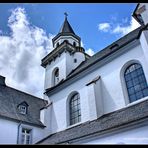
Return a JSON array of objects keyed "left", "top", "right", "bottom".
[{"left": 17, "top": 101, "right": 29, "bottom": 115}]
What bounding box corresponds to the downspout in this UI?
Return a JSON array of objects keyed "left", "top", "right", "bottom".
[{"left": 17, "top": 121, "right": 22, "bottom": 144}]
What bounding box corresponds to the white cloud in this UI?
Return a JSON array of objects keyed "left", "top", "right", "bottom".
[
  {"left": 112, "top": 17, "right": 140, "bottom": 36},
  {"left": 85, "top": 48, "right": 95, "bottom": 56},
  {"left": 98, "top": 16, "right": 140, "bottom": 37},
  {"left": 0, "top": 7, "right": 54, "bottom": 98},
  {"left": 81, "top": 40, "right": 95, "bottom": 56},
  {"left": 98, "top": 23, "right": 111, "bottom": 32}
]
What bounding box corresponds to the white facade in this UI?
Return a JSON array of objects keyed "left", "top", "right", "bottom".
[
  {"left": 54, "top": 36, "right": 80, "bottom": 48},
  {"left": 43, "top": 39, "right": 148, "bottom": 135},
  {"left": 40, "top": 3, "right": 148, "bottom": 144},
  {"left": 44, "top": 49, "right": 86, "bottom": 89},
  {"left": 0, "top": 118, "right": 45, "bottom": 144}
]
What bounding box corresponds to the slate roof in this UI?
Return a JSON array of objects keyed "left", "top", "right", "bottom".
[
  {"left": 0, "top": 76, "right": 47, "bottom": 127},
  {"left": 52, "top": 17, "right": 81, "bottom": 44},
  {"left": 37, "top": 98, "right": 148, "bottom": 144},
  {"left": 45, "top": 25, "right": 147, "bottom": 94},
  {"left": 59, "top": 17, "right": 75, "bottom": 34},
  {"left": 67, "top": 25, "right": 144, "bottom": 78}
]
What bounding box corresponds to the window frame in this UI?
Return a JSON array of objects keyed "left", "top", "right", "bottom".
[
  {"left": 120, "top": 59, "right": 148, "bottom": 106},
  {"left": 18, "top": 125, "right": 33, "bottom": 144},
  {"left": 17, "top": 101, "right": 28, "bottom": 115},
  {"left": 52, "top": 67, "right": 60, "bottom": 86},
  {"left": 69, "top": 93, "right": 81, "bottom": 126}
]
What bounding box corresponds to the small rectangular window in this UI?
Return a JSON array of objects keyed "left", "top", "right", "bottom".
[
  {"left": 74, "top": 59, "right": 77, "bottom": 63},
  {"left": 18, "top": 105, "right": 27, "bottom": 114},
  {"left": 21, "top": 128, "right": 32, "bottom": 144}
]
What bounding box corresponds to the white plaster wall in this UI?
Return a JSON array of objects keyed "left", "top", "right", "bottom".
[
  {"left": 47, "top": 81, "right": 90, "bottom": 133},
  {"left": 44, "top": 53, "right": 66, "bottom": 89},
  {"left": 0, "top": 118, "right": 18, "bottom": 144},
  {"left": 0, "top": 118, "right": 45, "bottom": 144},
  {"left": 83, "top": 124, "right": 148, "bottom": 144},
  {"left": 54, "top": 36, "right": 79, "bottom": 48},
  {"left": 44, "top": 51, "right": 86, "bottom": 90},
  {"left": 66, "top": 52, "right": 86, "bottom": 76},
  {"left": 45, "top": 41, "right": 148, "bottom": 134}
]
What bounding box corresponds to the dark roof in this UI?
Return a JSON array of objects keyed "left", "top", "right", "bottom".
[
  {"left": 41, "top": 41, "right": 90, "bottom": 68},
  {"left": 67, "top": 26, "right": 143, "bottom": 78},
  {"left": 0, "top": 76, "right": 47, "bottom": 127},
  {"left": 37, "top": 98, "right": 148, "bottom": 144},
  {"left": 59, "top": 17, "right": 75, "bottom": 34},
  {"left": 45, "top": 25, "right": 146, "bottom": 94},
  {"left": 52, "top": 17, "right": 81, "bottom": 44}
]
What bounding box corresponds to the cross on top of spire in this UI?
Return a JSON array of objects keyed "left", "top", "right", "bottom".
[{"left": 64, "top": 12, "right": 68, "bottom": 19}]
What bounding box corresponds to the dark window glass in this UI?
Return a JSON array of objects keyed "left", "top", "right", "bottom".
[
  {"left": 124, "top": 63, "right": 148, "bottom": 103},
  {"left": 56, "top": 42, "right": 59, "bottom": 47},
  {"left": 70, "top": 93, "right": 81, "bottom": 125},
  {"left": 54, "top": 68, "right": 59, "bottom": 85},
  {"left": 73, "top": 42, "right": 76, "bottom": 47}
]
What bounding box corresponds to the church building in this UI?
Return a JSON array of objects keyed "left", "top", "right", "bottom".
[{"left": 0, "top": 3, "right": 148, "bottom": 144}]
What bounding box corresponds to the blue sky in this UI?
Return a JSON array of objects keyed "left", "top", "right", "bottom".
[
  {"left": 0, "top": 3, "right": 139, "bottom": 53},
  {"left": 0, "top": 3, "right": 140, "bottom": 97}
]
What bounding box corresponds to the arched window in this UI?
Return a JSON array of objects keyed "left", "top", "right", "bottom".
[
  {"left": 69, "top": 93, "right": 81, "bottom": 125},
  {"left": 64, "top": 40, "right": 69, "bottom": 43},
  {"left": 56, "top": 42, "right": 59, "bottom": 47},
  {"left": 124, "top": 63, "right": 148, "bottom": 103},
  {"left": 54, "top": 68, "right": 59, "bottom": 86},
  {"left": 73, "top": 42, "right": 76, "bottom": 47}
]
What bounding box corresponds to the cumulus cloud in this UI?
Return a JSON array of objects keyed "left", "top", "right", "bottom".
[
  {"left": 98, "top": 23, "right": 111, "bottom": 32},
  {"left": 112, "top": 17, "right": 140, "bottom": 36},
  {"left": 0, "top": 7, "right": 54, "bottom": 98},
  {"left": 98, "top": 16, "right": 140, "bottom": 37},
  {"left": 81, "top": 40, "right": 95, "bottom": 56},
  {"left": 85, "top": 48, "right": 95, "bottom": 56}
]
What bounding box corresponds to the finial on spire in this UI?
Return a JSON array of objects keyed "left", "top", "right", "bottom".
[{"left": 64, "top": 12, "right": 68, "bottom": 19}]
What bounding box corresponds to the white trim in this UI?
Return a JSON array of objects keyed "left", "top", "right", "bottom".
[
  {"left": 120, "top": 59, "right": 143, "bottom": 105},
  {"left": 126, "top": 96, "right": 148, "bottom": 107}
]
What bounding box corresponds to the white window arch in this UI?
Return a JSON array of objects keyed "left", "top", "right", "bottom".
[
  {"left": 53, "top": 67, "right": 59, "bottom": 86},
  {"left": 121, "top": 60, "right": 148, "bottom": 104},
  {"left": 124, "top": 63, "right": 148, "bottom": 103},
  {"left": 69, "top": 93, "right": 81, "bottom": 125},
  {"left": 66, "top": 91, "right": 81, "bottom": 126}
]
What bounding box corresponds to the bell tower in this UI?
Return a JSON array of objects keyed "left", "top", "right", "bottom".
[
  {"left": 41, "top": 13, "right": 89, "bottom": 93},
  {"left": 52, "top": 12, "right": 81, "bottom": 48}
]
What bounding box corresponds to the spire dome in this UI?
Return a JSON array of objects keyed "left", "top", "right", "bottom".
[
  {"left": 52, "top": 13, "right": 81, "bottom": 48},
  {"left": 59, "top": 12, "right": 75, "bottom": 34}
]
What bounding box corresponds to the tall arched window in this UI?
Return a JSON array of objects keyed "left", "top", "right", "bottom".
[
  {"left": 69, "top": 93, "right": 81, "bottom": 125},
  {"left": 54, "top": 68, "right": 59, "bottom": 86},
  {"left": 124, "top": 63, "right": 148, "bottom": 103},
  {"left": 56, "top": 42, "right": 59, "bottom": 47},
  {"left": 73, "top": 42, "right": 76, "bottom": 47}
]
